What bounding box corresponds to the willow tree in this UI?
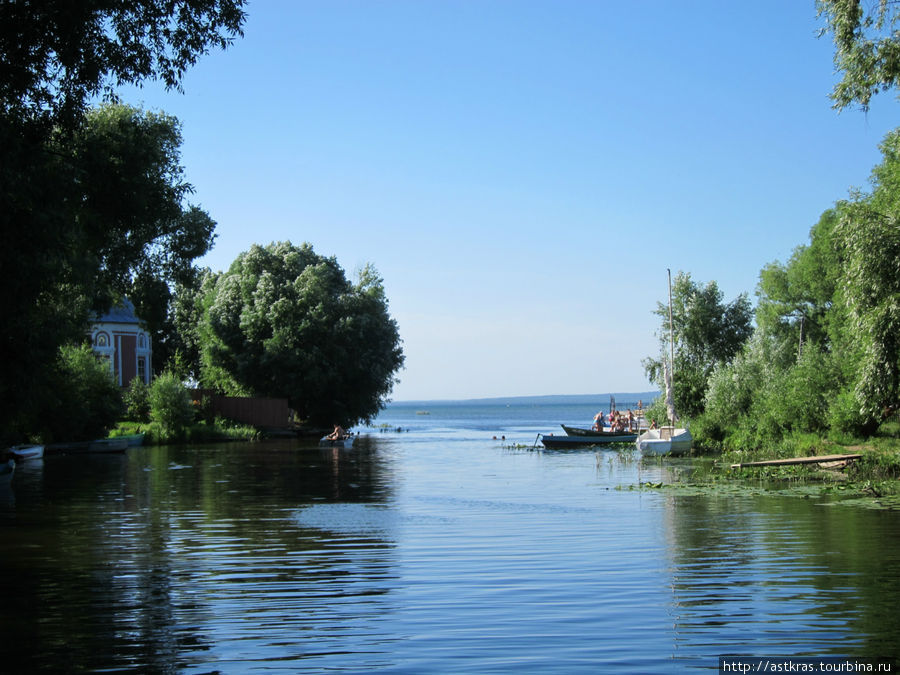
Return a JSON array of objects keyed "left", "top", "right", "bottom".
[
  {"left": 200, "top": 242, "right": 405, "bottom": 428},
  {"left": 818, "top": 0, "right": 900, "bottom": 111}
]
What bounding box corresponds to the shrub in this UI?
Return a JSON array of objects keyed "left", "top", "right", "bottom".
[
  {"left": 123, "top": 377, "right": 151, "bottom": 421},
  {"left": 149, "top": 372, "right": 194, "bottom": 439},
  {"left": 41, "top": 344, "right": 123, "bottom": 442}
]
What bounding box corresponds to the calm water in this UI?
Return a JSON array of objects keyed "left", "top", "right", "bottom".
[{"left": 1, "top": 400, "right": 899, "bottom": 672}]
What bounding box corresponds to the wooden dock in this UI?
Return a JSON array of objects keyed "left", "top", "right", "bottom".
[{"left": 730, "top": 453, "right": 863, "bottom": 469}]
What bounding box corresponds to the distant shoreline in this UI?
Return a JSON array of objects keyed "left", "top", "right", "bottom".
[{"left": 389, "top": 392, "right": 660, "bottom": 407}]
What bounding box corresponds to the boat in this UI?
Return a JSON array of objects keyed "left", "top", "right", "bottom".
[
  {"left": 319, "top": 434, "right": 357, "bottom": 449},
  {"left": 0, "top": 459, "right": 15, "bottom": 483},
  {"left": 8, "top": 444, "right": 44, "bottom": 461},
  {"left": 117, "top": 434, "right": 145, "bottom": 447},
  {"left": 561, "top": 425, "right": 638, "bottom": 441},
  {"left": 541, "top": 432, "right": 636, "bottom": 449},
  {"left": 87, "top": 438, "right": 129, "bottom": 453},
  {"left": 637, "top": 269, "right": 692, "bottom": 457},
  {"left": 636, "top": 426, "right": 692, "bottom": 456}
]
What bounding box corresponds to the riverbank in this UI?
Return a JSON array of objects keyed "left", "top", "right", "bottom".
[
  {"left": 634, "top": 422, "right": 900, "bottom": 509},
  {"left": 110, "top": 418, "right": 260, "bottom": 445}
]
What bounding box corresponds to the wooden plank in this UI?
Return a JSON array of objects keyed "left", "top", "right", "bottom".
[{"left": 730, "top": 453, "right": 862, "bottom": 469}]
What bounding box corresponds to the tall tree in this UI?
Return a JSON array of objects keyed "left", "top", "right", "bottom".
[
  {"left": 0, "top": 2, "right": 243, "bottom": 441},
  {"left": 643, "top": 272, "right": 752, "bottom": 419},
  {"left": 2, "top": 103, "right": 217, "bottom": 440},
  {"left": 835, "top": 129, "right": 900, "bottom": 422},
  {"left": 817, "top": 0, "right": 900, "bottom": 111},
  {"left": 200, "top": 242, "right": 405, "bottom": 428}
]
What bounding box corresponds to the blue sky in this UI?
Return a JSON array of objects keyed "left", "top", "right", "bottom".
[{"left": 120, "top": 1, "right": 896, "bottom": 401}]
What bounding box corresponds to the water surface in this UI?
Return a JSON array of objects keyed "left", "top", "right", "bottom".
[{"left": 1, "top": 401, "right": 898, "bottom": 672}]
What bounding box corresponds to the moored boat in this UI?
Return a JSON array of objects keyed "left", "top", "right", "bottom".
[
  {"left": 636, "top": 426, "right": 692, "bottom": 456},
  {"left": 87, "top": 438, "right": 129, "bottom": 453},
  {"left": 561, "top": 425, "right": 639, "bottom": 440},
  {"left": 541, "top": 432, "right": 636, "bottom": 449},
  {"left": 8, "top": 444, "right": 44, "bottom": 461}
]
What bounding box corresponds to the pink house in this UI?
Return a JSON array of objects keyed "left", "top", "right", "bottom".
[{"left": 88, "top": 299, "right": 152, "bottom": 387}]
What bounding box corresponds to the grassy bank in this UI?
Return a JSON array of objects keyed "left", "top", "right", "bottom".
[
  {"left": 630, "top": 421, "right": 900, "bottom": 509},
  {"left": 110, "top": 417, "right": 260, "bottom": 446}
]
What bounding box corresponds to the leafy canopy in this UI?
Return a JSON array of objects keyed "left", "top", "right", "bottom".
[
  {"left": 643, "top": 272, "right": 752, "bottom": 419},
  {"left": 199, "top": 242, "right": 405, "bottom": 428},
  {"left": 818, "top": 0, "right": 900, "bottom": 111}
]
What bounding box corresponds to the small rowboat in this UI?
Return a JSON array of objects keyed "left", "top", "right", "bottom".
[
  {"left": 319, "top": 434, "right": 357, "bottom": 449},
  {"left": 8, "top": 444, "right": 44, "bottom": 461}
]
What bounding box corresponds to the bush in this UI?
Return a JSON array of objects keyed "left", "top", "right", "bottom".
[
  {"left": 149, "top": 372, "right": 194, "bottom": 439},
  {"left": 123, "top": 377, "right": 151, "bottom": 421},
  {"left": 41, "top": 344, "right": 123, "bottom": 442}
]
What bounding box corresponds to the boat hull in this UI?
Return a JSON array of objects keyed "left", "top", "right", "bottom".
[
  {"left": 541, "top": 433, "right": 636, "bottom": 449},
  {"left": 8, "top": 444, "right": 44, "bottom": 461},
  {"left": 561, "top": 425, "right": 639, "bottom": 440},
  {"left": 636, "top": 427, "right": 692, "bottom": 456},
  {"left": 319, "top": 435, "right": 357, "bottom": 449}
]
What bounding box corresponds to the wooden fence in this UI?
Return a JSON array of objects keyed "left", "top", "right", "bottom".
[{"left": 191, "top": 389, "right": 290, "bottom": 429}]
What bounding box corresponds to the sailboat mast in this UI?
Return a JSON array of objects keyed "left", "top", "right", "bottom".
[{"left": 667, "top": 268, "right": 674, "bottom": 377}]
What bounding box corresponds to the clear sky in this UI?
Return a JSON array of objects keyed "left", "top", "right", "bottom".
[{"left": 120, "top": 1, "right": 896, "bottom": 401}]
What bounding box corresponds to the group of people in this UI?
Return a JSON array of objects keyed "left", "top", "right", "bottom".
[{"left": 592, "top": 408, "right": 637, "bottom": 433}]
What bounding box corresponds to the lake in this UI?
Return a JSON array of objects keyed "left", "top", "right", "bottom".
[{"left": 1, "top": 399, "right": 898, "bottom": 672}]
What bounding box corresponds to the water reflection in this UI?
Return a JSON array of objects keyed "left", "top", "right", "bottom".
[
  {"left": 0, "top": 438, "right": 898, "bottom": 671},
  {"left": 664, "top": 494, "right": 900, "bottom": 664}
]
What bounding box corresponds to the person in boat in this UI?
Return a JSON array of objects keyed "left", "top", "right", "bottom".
[
  {"left": 326, "top": 424, "right": 347, "bottom": 440},
  {"left": 626, "top": 409, "right": 635, "bottom": 432},
  {"left": 592, "top": 411, "right": 605, "bottom": 431}
]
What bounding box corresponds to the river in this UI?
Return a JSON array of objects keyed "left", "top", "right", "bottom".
[{"left": 1, "top": 400, "right": 898, "bottom": 672}]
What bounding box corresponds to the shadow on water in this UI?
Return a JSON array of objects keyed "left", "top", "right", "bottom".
[{"left": 0, "top": 438, "right": 400, "bottom": 672}]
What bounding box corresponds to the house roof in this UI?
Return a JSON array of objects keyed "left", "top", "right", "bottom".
[{"left": 94, "top": 298, "right": 141, "bottom": 325}]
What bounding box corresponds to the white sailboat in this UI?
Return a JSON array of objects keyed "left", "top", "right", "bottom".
[{"left": 637, "top": 270, "right": 692, "bottom": 456}]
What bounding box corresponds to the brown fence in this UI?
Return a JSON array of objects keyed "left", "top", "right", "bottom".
[{"left": 191, "top": 389, "right": 290, "bottom": 429}]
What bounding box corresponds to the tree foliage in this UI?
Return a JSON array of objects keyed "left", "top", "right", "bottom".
[
  {"left": 643, "top": 272, "right": 752, "bottom": 419},
  {"left": 39, "top": 345, "right": 123, "bottom": 443},
  {"left": 0, "top": 0, "right": 246, "bottom": 127},
  {"left": 1, "top": 104, "right": 216, "bottom": 438},
  {"left": 1, "top": 2, "right": 243, "bottom": 439},
  {"left": 199, "top": 242, "right": 405, "bottom": 427},
  {"left": 817, "top": 0, "right": 900, "bottom": 111},
  {"left": 834, "top": 129, "right": 900, "bottom": 420}
]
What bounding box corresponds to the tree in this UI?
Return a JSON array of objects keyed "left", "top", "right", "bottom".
[
  {"left": 755, "top": 208, "right": 845, "bottom": 364},
  {"left": 0, "top": 0, "right": 246, "bottom": 128},
  {"left": 834, "top": 128, "right": 900, "bottom": 422},
  {"left": 1, "top": 1, "right": 244, "bottom": 439},
  {"left": 643, "top": 272, "right": 752, "bottom": 419},
  {"left": 1, "top": 103, "right": 217, "bottom": 439},
  {"left": 38, "top": 345, "right": 123, "bottom": 443},
  {"left": 817, "top": 0, "right": 900, "bottom": 111},
  {"left": 199, "top": 242, "right": 405, "bottom": 427}
]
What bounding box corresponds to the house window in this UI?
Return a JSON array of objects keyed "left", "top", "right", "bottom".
[{"left": 137, "top": 357, "right": 147, "bottom": 383}]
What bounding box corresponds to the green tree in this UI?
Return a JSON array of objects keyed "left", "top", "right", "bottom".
[
  {"left": 149, "top": 372, "right": 195, "bottom": 438},
  {"left": 834, "top": 129, "right": 900, "bottom": 423},
  {"left": 39, "top": 345, "right": 123, "bottom": 443},
  {"left": 817, "top": 0, "right": 900, "bottom": 111},
  {"left": 2, "top": 104, "right": 216, "bottom": 438},
  {"left": 200, "top": 242, "right": 405, "bottom": 427},
  {"left": 643, "top": 272, "right": 752, "bottom": 419},
  {"left": 0, "top": 0, "right": 243, "bottom": 442},
  {"left": 0, "top": 0, "right": 246, "bottom": 127}
]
